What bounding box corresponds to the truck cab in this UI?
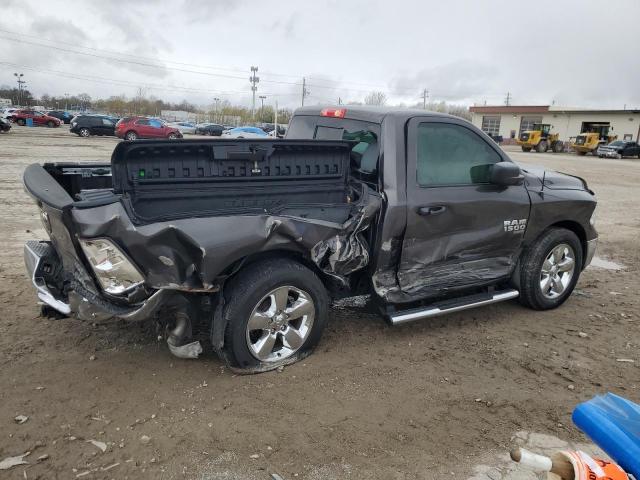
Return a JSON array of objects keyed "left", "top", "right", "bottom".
[{"left": 23, "top": 106, "right": 598, "bottom": 372}]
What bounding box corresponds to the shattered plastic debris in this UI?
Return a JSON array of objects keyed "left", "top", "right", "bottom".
[
  {"left": 168, "top": 340, "right": 203, "bottom": 359},
  {"left": 14, "top": 415, "right": 28, "bottom": 424},
  {"left": 86, "top": 439, "right": 107, "bottom": 452},
  {"left": 0, "top": 451, "right": 30, "bottom": 470}
]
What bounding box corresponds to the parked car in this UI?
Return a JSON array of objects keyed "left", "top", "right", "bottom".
[
  {"left": 115, "top": 117, "right": 182, "bottom": 140},
  {"left": 23, "top": 106, "right": 597, "bottom": 372},
  {"left": 195, "top": 123, "right": 224, "bottom": 136},
  {"left": 167, "top": 122, "right": 196, "bottom": 135},
  {"left": 0, "top": 117, "right": 11, "bottom": 133},
  {"left": 47, "top": 110, "right": 74, "bottom": 124},
  {"left": 70, "top": 115, "right": 118, "bottom": 137},
  {"left": 597, "top": 140, "right": 640, "bottom": 159},
  {"left": 221, "top": 126, "right": 268, "bottom": 138},
  {"left": 1, "top": 107, "right": 20, "bottom": 119},
  {"left": 8, "top": 110, "right": 61, "bottom": 127}
]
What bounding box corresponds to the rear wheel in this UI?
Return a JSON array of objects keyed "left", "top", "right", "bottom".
[
  {"left": 17, "top": 118, "right": 25, "bottom": 126},
  {"left": 125, "top": 131, "right": 138, "bottom": 141},
  {"left": 47, "top": 120, "right": 55, "bottom": 128},
  {"left": 518, "top": 228, "right": 582, "bottom": 310},
  {"left": 576, "top": 151, "right": 587, "bottom": 156},
  {"left": 536, "top": 140, "right": 548, "bottom": 153},
  {"left": 552, "top": 141, "right": 564, "bottom": 153},
  {"left": 79, "top": 128, "right": 90, "bottom": 137},
  {"left": 220, "top": 258, "right": 328, "bottom": 372}
]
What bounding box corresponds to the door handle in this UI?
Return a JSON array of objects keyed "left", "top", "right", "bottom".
[{"left": 417, "top": 205, "right": 446, "bottom": 216}]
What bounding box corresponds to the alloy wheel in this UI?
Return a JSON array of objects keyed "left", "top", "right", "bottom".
[
  {"left": 539, "top": 243, "right": 576, "bottom": 299},
  {"left": 245, "top": 286, "right": 315, "bottom": 362}
]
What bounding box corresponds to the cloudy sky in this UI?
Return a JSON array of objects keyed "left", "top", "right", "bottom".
[{"left": 1, "top": 0, "right": 639, "bottom": 109}]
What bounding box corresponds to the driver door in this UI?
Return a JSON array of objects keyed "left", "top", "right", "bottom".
[{"left": 398, "top": 118, "right": 531, "bottom": 299}]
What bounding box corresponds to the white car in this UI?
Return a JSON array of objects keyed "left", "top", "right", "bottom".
[
  {"left": 1, "top": 108, "right": 19, "bottom": 119},
  {"left": 221, "top": 127, "right": 268, "bottom": 139},
  {"left": 167, "top": 122, "right": 196, "bottom": 135}
]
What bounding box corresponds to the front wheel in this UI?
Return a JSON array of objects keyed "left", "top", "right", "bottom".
[
  {"left": 220, "top": 258, "right": 329, "bottom": 372},
  {"left": 517, "top": 228, "right": 583, "bottom": 310},
  {"left": 47, "top": 120, "right": 55, "bottom": 128},
  {"left": 168, "top": 133, "right": 178, "bottom": 139},
  {"left": 521, "top": 146, "right": 532, "bottom": 152},
  {"left": 536, "top": 141, "right": 548, "bottom": 153},
  {"left": 79, "top": 128, "right": 90, "bottom": 137}
]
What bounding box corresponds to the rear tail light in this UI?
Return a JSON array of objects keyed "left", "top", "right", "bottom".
[{"left": 320, "top": 108, "right": 346, "bottom": 118}]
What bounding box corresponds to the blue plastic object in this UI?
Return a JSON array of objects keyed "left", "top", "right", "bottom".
[
  {"left": 572, "top": 393, "right": 640, "bottom": 478},
  {"left": 26, "top": 118, "right": 33, "bottom": 127}
]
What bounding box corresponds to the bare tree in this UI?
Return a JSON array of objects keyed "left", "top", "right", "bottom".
[{"left": 364, "top": 91, "right": 387, "bottom": 106}]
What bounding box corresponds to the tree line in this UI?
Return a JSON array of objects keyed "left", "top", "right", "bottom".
[{"left": 0, "top": 85, "right": 470, "bottom": 123}]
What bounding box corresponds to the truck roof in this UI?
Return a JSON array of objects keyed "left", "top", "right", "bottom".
[{"left": 293, "top": 105, "right": 459, "bottom": 124}]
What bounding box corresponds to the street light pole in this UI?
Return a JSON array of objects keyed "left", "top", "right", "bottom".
[
  {"left": 213, "top": 97, "right": 220, "bottom": 122},
  {"left": 64, "top": 93, "right": 69, "bottom": 111},
  {"left": 13, "top": 73, "right": 25, "bottom": 106},
  {"left": 258, "top": 95, "right": 266, "bottom": 120}
]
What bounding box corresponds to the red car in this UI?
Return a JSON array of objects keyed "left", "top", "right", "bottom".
[
  {"left": 115, "top": 117, "right": 182, "bottom": 140},
  {"left": 10, "top": 110, "right": 61, "bottom": 127}
]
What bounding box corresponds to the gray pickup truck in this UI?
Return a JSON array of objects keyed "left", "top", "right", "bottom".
[{"left": 23, "top": 106, "right": 597, "bottom": 372}]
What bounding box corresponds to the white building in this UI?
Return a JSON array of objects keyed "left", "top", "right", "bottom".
[
  {"left": 160, "top": 110, "right": 197, "bottom": 122},
  {"left": 469, "top": 105, "right": 640, "bottom": 142}
]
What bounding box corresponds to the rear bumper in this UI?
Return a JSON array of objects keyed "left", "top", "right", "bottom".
[{"left": 24, "top": 240, "right": 169, "bottom": 321}]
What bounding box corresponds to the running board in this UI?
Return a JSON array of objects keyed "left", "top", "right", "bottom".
[{"left": 389, "top": 289, "right": 519, "bottom": 325}]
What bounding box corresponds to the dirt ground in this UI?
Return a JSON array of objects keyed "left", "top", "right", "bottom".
[{"left": 0, "top": 126, "right": 638, "bottom": 480}]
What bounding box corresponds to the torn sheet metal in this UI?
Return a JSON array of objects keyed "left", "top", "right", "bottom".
[{"left": 69, "top": 182, "right": 382, "bottom": 294}]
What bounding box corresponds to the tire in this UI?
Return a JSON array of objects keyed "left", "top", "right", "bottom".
[
  {"left": 125, "top": 131, "right": 138, "bottom": 141},
  {"left": 616, "top": 153, "right": 622, "bottom": 159},
  {"left": 220, "top": 258, "right": 329, "bottom": 371},
  {"left": 17, "top": 118, "right": 25, "bottom": 126},
  {"left": 536, "top": 140, "right": 548, "bottom": 153},
  {"left": 47, "top": 120, "right": 55, "bottom": 128},
  {"left": 576, "top": 151, "right": 587, "bottom": 156},
  {"left": 168, "top": 133, "right": 178, "bottom": 139},
  {"left": 79, "top": 128, "right": 91, "bottom": 137},
  {"left": 521, "top": 146, "right": 532, "bottom": 152},
  {"left": 552, "top": 141, "right": 564, "bottom": 153},
  {"left": 517, "top": 228, "right": 583, "bottom": 310}
]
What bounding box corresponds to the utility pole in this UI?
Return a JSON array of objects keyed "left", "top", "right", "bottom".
[
  {"left": 301, "top": 77, "right": 310, "bottom": 106},
  {"left": 64, "top": 93, "right": 69, "bottom": 111},
  {"left": 338, "top": 97, "right": 342, "bottom": 105},
  {"left": 14, "top": 73, "right": 25, "bottom": 106},
  {"left": 421, "top": 88, "right": 429, "bottom": 109},
  {"left": 213, "top": 97, "right": 220, "bottom": 122},
  {"left": 258, "top": 95, "right": 266, "bottom": 120},
  {"left": 274, "top": 99, "right": 278, "bottom": 138},
  {"left": 249, "top": 66, "right": 259, "bottom": 119},
  {"left": 504, "top": 92, "right": 511, "bottom": 106}
]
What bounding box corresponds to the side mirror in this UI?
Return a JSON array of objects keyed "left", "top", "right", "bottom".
[{"left": 490, "top": 162, "right": 524, "bottom": 186}]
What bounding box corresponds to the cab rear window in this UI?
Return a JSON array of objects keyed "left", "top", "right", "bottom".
[{"left": 288, "top": 116, "right": 380, "bottom": 174}]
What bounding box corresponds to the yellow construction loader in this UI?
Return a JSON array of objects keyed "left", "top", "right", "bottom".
[
  {"left": 516, "top": 123, "right": 565, "bottom": 153},
  {"left": 571, "top": 124, "right": 617, "bottom": 156}
]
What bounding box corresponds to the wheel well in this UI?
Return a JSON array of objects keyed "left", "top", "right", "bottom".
[
  {"left": 548, "top": 220, "right": 587, "bottom": 263},
  {"left": 230, "top": 249, "right": 328, "bottom": 286}
]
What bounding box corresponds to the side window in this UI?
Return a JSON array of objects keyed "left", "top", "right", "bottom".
[
  {"left": 417, "top": 123, "right": 501, "bottom": 186},
  {"left": 90, "top": 117, "right": 102, "bottom": 126},
  {"left": 149, "top": 119, "right": 162, "bottom": 128},
  {"left": 102, "top": 118, "right": 114, "bottom": 126},
  {"left": 136, "top": 119, "right": 150, "bottom": 126}
]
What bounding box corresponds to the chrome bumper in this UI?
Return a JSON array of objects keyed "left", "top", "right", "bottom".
[
  {"left": 584, "top": 238, "right": 597, "bottom": 268},
  {"left": 24, "top": 241, "right": 71, "bottom": 315}
]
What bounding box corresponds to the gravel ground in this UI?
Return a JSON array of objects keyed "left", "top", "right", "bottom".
[{"left": 0, "top": 126, "right": 638, "bottom": 479}]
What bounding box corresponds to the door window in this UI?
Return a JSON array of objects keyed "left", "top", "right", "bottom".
[
  {"left": 416, "top": 123, "right": 501, "bottom": 186},
  {"left": 135, "top": 119, "right": 150, "bottom": 126},
  {"left": 149, "top": 119, "right": 163, "bottom": 128},
  {"left": 102, "top": 118, "right": 114, "bottom": 126}
]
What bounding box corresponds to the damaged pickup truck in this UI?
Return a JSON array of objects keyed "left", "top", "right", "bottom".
[{"left": 23, "top": 106, "right": 597, "bottom": 371}]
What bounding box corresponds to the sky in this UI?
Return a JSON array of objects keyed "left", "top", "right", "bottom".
[{"left": 1, "top": 0, "right": 639, "bottom": 110}]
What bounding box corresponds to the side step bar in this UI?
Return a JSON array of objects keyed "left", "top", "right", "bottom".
[{"left": 389, "top": 289, "right": 519, "bottom": 325}]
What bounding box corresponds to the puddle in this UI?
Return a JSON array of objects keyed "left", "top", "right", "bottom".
[
  {"left": 467, "top": 431, "right": 607, "bottom": 479},
  {"left": 590, "top": 256, "right": 624, "bottom": 271}
]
